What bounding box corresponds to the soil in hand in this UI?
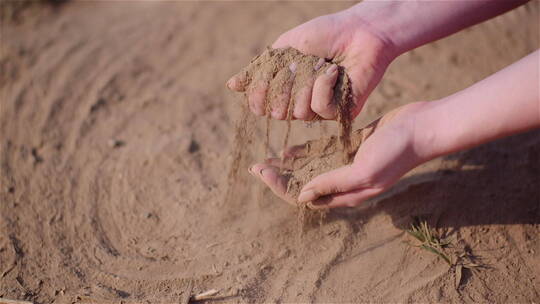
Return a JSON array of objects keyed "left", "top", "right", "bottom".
[
  {"left": 229, "top": 47, "right": 357, "bottom": 206},
  {"left": 283, "top": 119, "right": 379, "bottom": 200}
]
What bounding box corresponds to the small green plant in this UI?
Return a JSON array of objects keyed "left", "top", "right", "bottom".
[
  {"left": 405, "top": 217, "right": 485, "bottom": 289},
  {"left": 454, "top": 251, "right": 483, "bottom": 289},
  {"left": 406, "top": 218, "right": 452, "bottom": 266}
]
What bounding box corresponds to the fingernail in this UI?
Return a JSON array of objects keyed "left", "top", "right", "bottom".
[
  {"left": 226, "top": 79, "right": 233, "bottom": 89},
  {"left": 248, "top": 166, "right": 254, "bottom": 174},
  {"left": 298, "top": 189, "right": 317, "bottom": 203},
  {"left": 289, "top": 62, "right": 297, "bottom": 73},
  {"left": 259, "top": 168, "right": 269, "bottom": 176},
  {"left": 325, "top": 64, "right": 338, "bottom": 75},
  {"left": 314, "top": 58, "right": 325, "bottom": 71}
]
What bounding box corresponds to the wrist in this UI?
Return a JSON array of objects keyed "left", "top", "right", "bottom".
[
  {"left": 395, "top": 101, "right": 442, "bottom": 164},
  {"left": 407, "top": 99, "right": 461, "bottom": 163},
  {"left": 340, "top": 2, "right": 408, "bottom": 60},
  {"left": 372, "top": 101, "right": 436, "bottom": 171},
  {"left": 342, "top": 0, "right": 529, "bottom": 59},
  {"left": 336, "top": 8, "right": 400, "bottom": 65}
]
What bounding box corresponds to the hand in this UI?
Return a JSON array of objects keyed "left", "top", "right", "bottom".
[
  {"left": 227, "top": 9, "right": 395, "bottom": 120},
  {"left": 248, "top": 102, "right": 429, "bottom": 208}
]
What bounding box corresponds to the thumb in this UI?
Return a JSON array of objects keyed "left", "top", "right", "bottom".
[
  {"left": 310, "top": 187, "right": 383, "bottom": 209},
  {"left": 297, "top": 164, "right": 362, "bottom": 203}
]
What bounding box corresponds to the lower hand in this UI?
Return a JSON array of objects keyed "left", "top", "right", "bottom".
[{"left": 248, "top": 102, "right": 430, "bottom": 208}]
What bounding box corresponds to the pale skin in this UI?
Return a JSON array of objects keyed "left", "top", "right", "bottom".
[{"left": 227, "top": 0, "right": 539, "bottom": 208}]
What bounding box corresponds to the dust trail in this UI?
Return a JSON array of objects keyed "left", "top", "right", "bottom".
[
  {"left": 265, "top": 114, "right": 271, "bottom": 158},
  {"left": 334, "top": 67, "right": 353, "bottom": 164},
  {"left": 280, "top": 72, "right": 297, "bottom": 173},
  {"left": 225, "top": 102, "right": 256, "bottom": 205}
]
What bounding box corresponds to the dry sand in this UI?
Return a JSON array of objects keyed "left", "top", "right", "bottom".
[{"left": 1, "top": 1, "right": 539, "bottom": 303}]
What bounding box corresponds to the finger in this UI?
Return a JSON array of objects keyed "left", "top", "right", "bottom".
[
  {"left": 311, "top": 64, "right": 339, "bottom": 119},
  {"left": 314, "top": 58, "right": 325, "bottom": 72},
  {"left": 249, "top": 163, "right": 295, "bottom": 205},
  {"left": 293, "top": 58, "right": 323, "bottom": 120},
  {"left": 292, "top": 86, "right": 316, "bottom": 120},
  {"left": 269, "top": 63, "right": 296, "bottom": 120},
  {"left": 247, "top": 81, "right": 268, "bottom": 116},
  {"left": 226, "top": 71, "right": 249, "bottom": 92},
  {"left": 311, "top": 187, "right": 383, "bottom": 208},
  {"left": 297, "top": 164, "right": 361, "bottom": 203}
]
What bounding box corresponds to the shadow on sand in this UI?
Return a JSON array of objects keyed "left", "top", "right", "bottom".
[{"left": 327, "top": 129, "right": 540, "bottom": 232}]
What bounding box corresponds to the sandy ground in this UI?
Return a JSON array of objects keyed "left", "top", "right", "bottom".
[{"left": 1, "top": 1, "right": 539, "bottom": 303}]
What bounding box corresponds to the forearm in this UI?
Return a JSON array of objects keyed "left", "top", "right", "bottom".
[
  {"left": 344, "top": 0, "right": 529, "bottom": 58},
  {"left": 415, "top": 50, "right": 540, "bottom": 160}
]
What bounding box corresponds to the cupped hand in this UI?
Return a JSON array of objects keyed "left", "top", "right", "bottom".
[
  {"left": 248, "top": 102, "right": 430, "bottom": 208},
  {"left": 227, "top": 10, "right": 395, "bottom": 120}
]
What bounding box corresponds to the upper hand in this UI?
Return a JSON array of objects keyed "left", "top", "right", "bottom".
[{"left": 227, "top": 10, "right": 395, "bottom": 121}]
